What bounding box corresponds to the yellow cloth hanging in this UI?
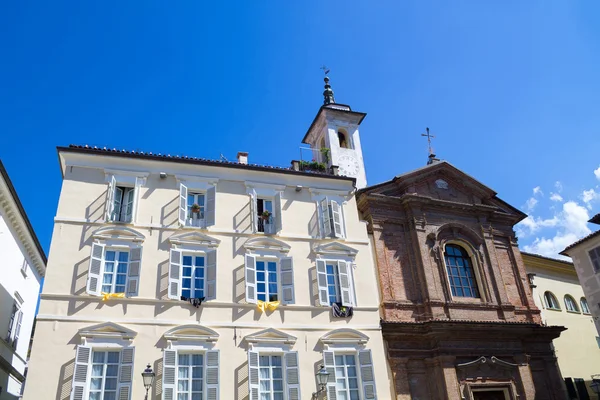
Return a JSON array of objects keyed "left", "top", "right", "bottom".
[
  {"left": 101, "top": 292, "right": 126, "bottom": 302},
  {"left": 257, "top": 300, "right": 280, "bottom": 313}
]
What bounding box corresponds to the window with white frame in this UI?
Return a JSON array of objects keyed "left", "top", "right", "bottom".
[
  {"left": 105, "top": 175, "right": 144, "bottom": 224},
  {"left": 248, "top": 189, "right": 283, "bottom": 235},
  {"left": 248, "top": 350, "right": 300, "bottom": 400},
  {"left": 544, "top": 291, "right": 560, "bottom": 310},
  {"left": 87, "top": 243, "right": 142, "bottom": 297},
  {"left": 589, "top": 246, "right": 600, "bottom": 273},
  {"left": 316, "top": 259, "right": 355, "bottom": 307},
  {"left": 5, "top": 302, "right": 23, "bottom": 349},
  {"left": 179, "top": 183, "right": 216, "bottom": 229},
  {"left": 245, "top": 254, "right": 294, "bottom": 305},
  {"left": 319, "top": 197, "right": 345, "bottom": 239},
  {"left": 323, "top": 349, "right": 376, "bottom": 400},
  {"left": 581, "top": 297, "right": 591, "bottom": 314},
  {"left": 162, "top": 348, "right": 219, "bottom": 400},
  {"left": 169, "top": 248, "right": 216, "bottom": 301},
  {"left": 565, "top": 295, "right": 580, "bottom": 313}
]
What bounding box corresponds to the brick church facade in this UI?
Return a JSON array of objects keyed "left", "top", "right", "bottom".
[{"left": 357, "top": 159, "right": 568, "bottom": 400}]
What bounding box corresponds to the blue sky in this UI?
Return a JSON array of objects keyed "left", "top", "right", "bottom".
[{"left": 1, "top": 1, "right": 599, "bottom": 259}]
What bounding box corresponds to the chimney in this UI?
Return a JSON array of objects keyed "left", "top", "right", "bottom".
[{"left": 237, "top": 152, "right": 249, "bottom": 165}]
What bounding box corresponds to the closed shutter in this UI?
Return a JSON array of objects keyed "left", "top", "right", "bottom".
[
  {"left": 245, "top": 254, "right": 257, "bottom": 304},
  {"left": 280, "top": 256, "right": 295, "bottom": 305},
  {"left": 205, "top": 249, "right": 217, "bottom": 300},
  {"left": 316, "top": 259, "right": 330, "bottom": 306},
  {"left": 70, "top": 345, "right": 92, "bottom": 400},
  {"left": 168, "top": 249, "right": 182, "bottom": 300},
  {"left": 338, "top": 261, "right": 354, "bottom": 307},
  {"left": 178, "top": 183, "right": 188, "bottom": 226},
  {"left": 87, "top": 242, "right": 105, "bottom": 296},
  {"left": 249, "top": 190, "right": 257, "bottom": 233},
  {"left": 118, "top": 347, "right": 135, "bottom": 400},
  {"left": 274, "top": 192, "right": 283, "bottom": 233},
  {"left": 126, "top": 246, "right": 142, "bottom": 297},
  {"left": 105, "top": 175, "right": 117, "bottom": 221},
  {"left": 205, "top": 350, "right": 219, "bottom": 400},
  {"left": 359, "top": 350, "right": 376, "bottom": 399},
  {"left": 12, "top": 309, "right": 23, "bottom": 349},
  {"left": 132, "top": 177, "right": 143, "bottom": 224},
  {"left": 248, "top": 350, "right": 259, "bottom": 400},
  {"left": 320, "top": 197, "right": 331, "bottom": 238},
  {"left": 323, "top": 351, "right": 337, "bottom": 400},
  {"left": 284, "top": 351, "right": 300, "bottom": 400},
  {"left": 162, "top": 349, "right": 177, "bottom": 400},
  {"left": 331, "top": 200, "right": 344, "bottom": 238},
  {"left": 205, "top": 185, "right": 216, "bottom": 227}
]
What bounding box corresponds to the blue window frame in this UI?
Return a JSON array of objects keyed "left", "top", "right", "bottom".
[
  {"left": 102, "top": 250, "right": 129, "bottom": 293},
  {"left": 256, "top": 260, "right": 278, "bottom": 302},
  {"left": 326, "top": 262, "right": 341, "bottom": 305},
  {"left": 444, "top": 244, "right": 480, "bottom": 298},
  {"left": 182, "top": 254, "right": 205, "bottom": 299}
]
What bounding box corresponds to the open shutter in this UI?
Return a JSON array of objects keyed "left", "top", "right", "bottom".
[
  {"left": 359, "top": 350, "right": 376, "bottom": 399},
  {"left": 178, "top": 183, "right": 188, "bottom": 226},
  {"left": 205, "top": 249, "right": 217, "bottom": 300},
  {"left": 320, "top": 197, "right": 331, "bottom": 238},
  {"left": 285, "top": 351, "right": 301, "bottom": 400},
  {"left": 114, "top": 187, "right": 123, "bottom": 222},
  {"left": 131, "top": 177, "right": 142, "bottom": 224},
  {"left": 87, "top": 242, "right": 105, "bottom": 296},
  {"left": 162, "top": 349, "right": 177, "bottom": 400},
  {"left": 13, "top": 309, "right": 23, "bottom": 348},
  {"left": 331, "top": 200, "right": 343, "bottom": 238},
  {"left": 205, "top": 350, "right": 219, "bottom": 400},
  {"left": 118, "top": 347, "right": 135, "bottom": 400},
  {"left": 338, "top": 261, "right": 354, "bottom": 307},
  {"left": 122, "top": 188, "right": 135, "bottom": 223},
  {"left": 245, "top": 254, "right": 257, "bottom": 304},
  {"left": 127, "top": 246, "right": 142, "bottom": 297},
  {"left": 105, "top": 175, "right": 116, "bottom": 221},
  {"left": 316, "top": 259, "right": 330, "bottom": 306},
  {"left": 168, "top": 249, "right": 182, "bottom": 300},
  {"left": 280, "top": 256, "right": 295, "bottom": 305},
  {"left": 274, "top": 191, "right": 283, "bottom": 233},
  {"left": 71, "top": 345, "right": 92, "bottom": 400},
  {"left": 248, "top": 350, "right": 260, "bottom": 400},
  {"left": 323, "top": 351, "right": 337, "bottom": 400},
  {"left": 205, "top": 185, "right": 216, "bottom": 227},
  {"left": 249, "top": 190, "right": 257, "bottom": 233}
]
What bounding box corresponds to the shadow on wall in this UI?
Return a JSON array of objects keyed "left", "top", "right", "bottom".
[
  {"left": 156, "top": 259, "right": 169, "bottom": 301},
  {"left": 235, "top": 361, "right": 249, "bottom": 400},
  {"left": 233, "top": 201, "right": 252, "bottom": 234},
  {"left": 55, "top": 358, "right": 75, "bottom": 400},
  {"left": 308, "top": 266, "right": 319, "bottom": 307},
  {"left": 160, "top": 196, "right": 178, "bottom": 228},
  {"left": 308, "top": 209, "right": 320, "bottom": 238},
  {"left": 233, "top": 264, "right": 251, "bottom": 321},
  {"left": 68, "top": 257, "right": 93, "bottom": 315},
  {"left": 78, "top": 192, "right": 106, "bottom": 250}
]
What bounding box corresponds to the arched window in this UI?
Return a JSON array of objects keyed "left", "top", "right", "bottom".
[
  {"left": 544, "top": 292, "right": 560, "bottom": 310},
  {"left": 581, "top": 297, "right": 591, "bottom": 314},
  {"left": 444, "top": 244, "right": 480, "bottom": 298},
  {"left": 337, "top": 130, "right": 349, "bottom": 148},
  {"left": 564, "top": 295, "right": 580, "bottom": 312}
]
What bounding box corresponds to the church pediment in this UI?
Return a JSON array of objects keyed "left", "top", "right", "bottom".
[
  {"left": 243, "top": 328, "right": 297, "bottom": 345},
  {"left": 78, "top": 322, "right": 137, "bottom": 340},
  {"left": 169, "top": 231, "right": 220, "bottom": 247}
]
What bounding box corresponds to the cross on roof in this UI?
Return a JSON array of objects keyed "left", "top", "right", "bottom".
[{"left": 421, "top": 127, "right": 435, "bottom": 155}]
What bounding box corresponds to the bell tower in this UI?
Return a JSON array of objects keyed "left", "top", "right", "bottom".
[{"left": 302, "top": 75, "right": 368, "bottom": 189}]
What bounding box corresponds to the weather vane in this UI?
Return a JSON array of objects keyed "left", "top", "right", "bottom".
[
  {"left": 421, "top": 127, "right": 435, "bottom": 156},
  {"left": 320, "top": 65, "right": 330, "bottom": 76}
]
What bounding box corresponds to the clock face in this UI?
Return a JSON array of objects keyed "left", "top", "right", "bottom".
[{"left": 338, "top": 154, "right": 360, "bottom": 177}]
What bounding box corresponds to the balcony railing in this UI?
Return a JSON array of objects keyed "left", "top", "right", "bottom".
[
  {"left": 258, "top": 217, "right": 275, "bottom": 234},
  {"left": 293, "top": 147, "right": 337, "bottom": 175}
]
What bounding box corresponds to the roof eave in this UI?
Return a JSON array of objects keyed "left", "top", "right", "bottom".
[{"left": 301, "top": 105, "right": 367, "bottom": 144}]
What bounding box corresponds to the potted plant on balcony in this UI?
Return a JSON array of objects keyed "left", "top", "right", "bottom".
[
  {"left": 261, "top": 210, "right": 272, "bottom": 221},
  {"left": 191, "top": 203, "right": 202, "bottom": 214}
]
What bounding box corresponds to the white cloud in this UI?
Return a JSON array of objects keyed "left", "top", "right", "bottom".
[
  {"left": 516, "top": 215, "right": 559, "bottom": 237},
  {"left": 594, "top": 166, "right": 600, "bottom": 180},
  {"left": 524, "top": 197, "right": 538, "bottom": 213},
  {"left": 555, "top": 181, "right": 563, "bottom": 193},
  {"left": 582, "top": 188, "right": 600, "bottom": 209},
  {"left": 550, "top": 193, "right": 563, "bottom": 202},
  {"left": 533, "top": 186, "right": 543, "bottom": 196}
]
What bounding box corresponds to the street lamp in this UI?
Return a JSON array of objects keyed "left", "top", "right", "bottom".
[
  {"left": 141, "top": 363, "right": 155, "bottom": 400},
  {"left": 312, "top": 365, "right": 330, "bottom": 399}
]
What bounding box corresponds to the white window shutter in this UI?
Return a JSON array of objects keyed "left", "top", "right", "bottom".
[
  {"left": 249, "top": 190, "right": 257, "bottom": 233},
  {"left": 205, "top": 249, "right": 217, "bottom": 300},
  {"left": 284, "top": 351, "right": 301, "bottom": 400},
  {"left": 70, "top": 345, "right": 92, "bottom": 400},
  {"left": 118, "top": 347, "right": 135, "bottom": 400},
  {"left": 126, "top": 246, "right": 142, "bottom": 297},
  {"left": 131, "top": 177, "right": 142, "bottom": 224},
  {"left": 280, "top": 256, "right": 295, "bottom": 305},
  {"left": 316, "top": 259, "right": 330, "bottom": 306},
  {"left": 168, "top": 249, "right": 182, "bottom": 300},
  {"left": 338, "top": 261, "right": 353, "bottom": 307},
  {"left": 105, "top": 175, "right": 116, "bottom": 221},
  {"left": 178, "top": 183, "right": 188, "bottom": 226},
  {"left": 86, "top": 242, "right": 105, "bottom": 296},
  {"left": 204, "top": 350, "right": 219, "bottom": 400},
  {"left": 248, "top": 350, "right": 260, "bottom": 400},
  {"left": 162, "top": 349, "right": 177, "bottom": 400},
  {"left": 323, "top": 351, "right": 337, "bottom": 400},
  {"left": 13, "top": 309, "right": 23, "bottom": 348},
  {"left": 123, "top": 188, "right": 135, "bottom": 223},
  {"left": 113, "top": 187, "right": 123, "bottom": 222},
  {"left": 331, "top": 200, "right": 344, "bottom": 238},
  {"left": 274, "top": 191, "right": 283, "bottom": 233},
  {"left": 320, "top": 197, "right": 331, "bottom": 238},
  {"left": 359, "top": 350, "right": 377, "bottom": 399},
  {"left": 205, "top": 185, "right": 216, "bottom": 227},
  {"left": 245, "top": 254, "right": 257, "bottom": 304}
]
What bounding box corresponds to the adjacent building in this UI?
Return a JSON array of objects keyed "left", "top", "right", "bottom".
[
  {"left": 356, "top": 158, "right": 567, "bottom": 400},
  {"left": 0, "top": 161, "right": 46, "bottom": 399},
  {"left": 522, "top": 252, "right": 598, "bottom": 399},
  {"left": 23, "top": 79, "right": 395, "bottom": 400}
]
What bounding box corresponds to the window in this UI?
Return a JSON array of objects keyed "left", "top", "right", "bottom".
[
  {"left": 589, "top": 246, "right": 600, "bottom": 273},
  {"left": 248, "top": 351, "right": 300, "bottom": 400},
  {"left": 249, "top": 189, "right": 283, "bottom": 235},
  {"left": 105, "top": 175, "right": 144, "bottom": 224},
  {"left": 444, "top": 244, "right": 480, "bottom": 298},
  {"left": 338, "top": 130, "right": 349, "bottom": 148},
  {"left": 319, "top": 198, "right": 345, "bottom": 239},
  {"left": 581, "top": 297, "right": 591, "bottom": 314},
  {"left": 90, "top": 351, "right": 120, "bottom": 400},
  {"left": 257, "top": 198, "right": 275, "bottom": 234},
  {"left": 316, "top": 259, "right": 355, "bottom": 307},
  {"left": 6, "top": 303, "right": 23, "bottom": 349},
  {"left": 564, "top": 295, "right": 580, "bottom": 313},
  {"left": 162, "top": 349, "right": 219, "bottom": 400},
  {"left": 188, "top": 192, "right": 205, "bottom": 227},
  {"left": 323, "top": 350, "right": 376, "bottom": 400},
  {"left": 168, "top": 248, "right": 216, "bottom": 301},
  {"left": 178, "top": 184, "right": 216, "bottom": 229},
  {"left": 245, "top": 254, "right": 295, "bottom": 305},
  {"left": 86, "top": 243, "right": 142, "bottom": 297},
  {"left": 177, "top": 353, "right": 204, "bottom": 399},
  {"left": 544, "top": 291, "right": 560, "bottom": 310}
]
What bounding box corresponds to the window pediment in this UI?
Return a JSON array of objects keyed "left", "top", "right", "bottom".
[
  {"left": 163, "top": 325, "right": 219, "bottom": 342},
  {"left": 243, "top": 237, "right": 290, "bottom": 253},
  {"left": 319, "top": 328, "right": 369, "bottom": 345},
  {"left": 314, "top": 241, "right": 358, "bottom": 257},
  {"left": 169, "top": 231, "right": 220, "bottom": 248},
  {"left": 243, "top": 328, "right": 297, "bottom": 345},
  {"left": 78, "top": 322, "right": 137, "bottom": 340},
  {"left": 92, "top": 226, "right": 145, "bottom": 242}
]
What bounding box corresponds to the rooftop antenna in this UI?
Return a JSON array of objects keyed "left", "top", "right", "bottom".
[
  {"left": 219, "top": 153, "right": 228, "bottom": 162},
  {"left": 421, "top": 127, "right": 438, "bottom": 165}
]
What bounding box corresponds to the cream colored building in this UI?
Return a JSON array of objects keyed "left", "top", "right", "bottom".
[
  {"left": 522, "top": 252, "right": 599, "bottom": 399},
  {"left": 23, "top": 88, "right": 394, "bottom": 399}
]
